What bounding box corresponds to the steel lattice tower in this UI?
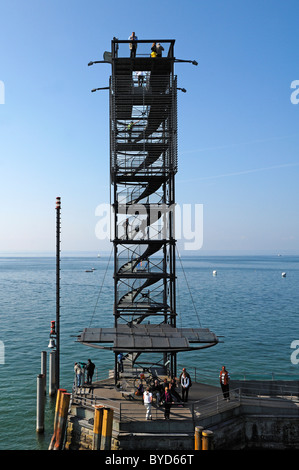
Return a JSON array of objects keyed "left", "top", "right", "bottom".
[
  {"left": 111, "top": 39, "right": 178, "bottom": 377},
  {"left": 78, "top": 39, "right": 218, "bottom": 382}
]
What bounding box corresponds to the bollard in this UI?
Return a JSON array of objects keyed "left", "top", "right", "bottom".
[
  {"left": 202, "top": 430, "right": 214, "bottom": 450},
  {"left": 36, "top": 374, "right": 45, "bottom": 433},
  {"left": 100, "top": 407, "right": 114, "bottom": 450},
  {"left": 92, "top": 406, "right": 104, "bottom": 450},
  {"left": 41, "top": 351, "right": 47, "bottom": 394},
  {"left": 49, "top": 351, "right": 56, "bottom": 396},
  {"left": 53, "top": 392, "right": 71, "bottom": 450},
  {"left": 48, "top": 388, "right": 67, "bottom": 450},
  {"left": 194, "top": 425, "right": 204, "bottom": 450}
]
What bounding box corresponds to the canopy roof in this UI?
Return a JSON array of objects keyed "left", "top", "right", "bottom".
[{"left": 77, "top": 323, "right": 218, "bottom": 353}]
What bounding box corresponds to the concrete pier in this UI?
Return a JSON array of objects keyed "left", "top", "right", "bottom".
[{"left": 64, "top": 377, "right": 299, "bottom": 450}]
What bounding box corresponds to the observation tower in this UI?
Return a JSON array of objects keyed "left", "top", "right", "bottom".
[{"left": 78, "top": 38, "right": 218, "bottom": 382}]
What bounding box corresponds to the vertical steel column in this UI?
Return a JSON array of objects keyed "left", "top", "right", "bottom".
[{"left": 55, "top": 196, "right": 61, "bottom": 391}]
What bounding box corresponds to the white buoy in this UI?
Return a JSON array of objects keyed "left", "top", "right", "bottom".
[
  {"left": 282, "top": 272, "right": 286, "bottom": 277},
  {"left": 213, "top": 270, "right": 217, "bottom": 276}
]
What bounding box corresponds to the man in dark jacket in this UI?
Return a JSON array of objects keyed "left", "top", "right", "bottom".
[{"left": 86, "top": 359, "right": 95, "bottom": 384}]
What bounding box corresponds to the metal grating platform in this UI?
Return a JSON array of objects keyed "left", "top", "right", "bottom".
[{"left": 77, "top": 324, "right": 218, "bottom": 353}]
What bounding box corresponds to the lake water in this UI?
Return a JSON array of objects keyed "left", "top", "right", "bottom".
[{"left": 0, "top": 254, "right": 298, "bottom": 450}]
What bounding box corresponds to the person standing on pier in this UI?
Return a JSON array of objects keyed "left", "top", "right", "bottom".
[
  {"left": 163, "top": 387, "right": 173, "bottom": 419},
  {"left": 219, "top": 365, "right": 230, "bottom": 401},
  {"left": 86, "top": 359, "right": 95, "bottom": 384},
  {"left": 169, "top": 380, "right": 182, "bottom": 403},
  {"left": 143, "top": 387, "right": 153, "bottom": 420},
  {"left": 74, "top": 362, "right": 83, "bottom": 387},
  {"left": 179, "top": 367, "right": 192, "bottom": 386},
  {"left": 181, "top": 372, "right": 190, "bottom": 402},
  {"left": 151, "top": 379, "right": 163, "bottom": 406}
]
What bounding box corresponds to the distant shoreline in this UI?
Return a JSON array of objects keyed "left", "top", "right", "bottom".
[{"left": 0, "top": 250, "right": 298, "bottom": 258}]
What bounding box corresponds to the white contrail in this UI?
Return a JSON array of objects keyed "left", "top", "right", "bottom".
[
  {"left": 180, "top": 134, "right": 299, "bottom": 155},
  {"left": 178, "top": 162, "right": 299, "bottom": 183}
]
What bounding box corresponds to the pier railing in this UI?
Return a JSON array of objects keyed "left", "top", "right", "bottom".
[
  {"left": 180, "top": 367, "right": 299, "bottom": 387},
  {"left": 71, "top": 391, "right": 122, "bottom": 421},
  {"left": 71, "top": 388, "right": 239, "bottom": 422},
  {"left": 71, "top": 383, "right": 299, "bottom": 424}
]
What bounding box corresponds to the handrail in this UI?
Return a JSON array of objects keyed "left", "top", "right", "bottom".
[
  {"left": 72, "top": 393, "right": 121, "bottom": 420},
  {"left": 111, "top": 39, "right": 176, "bottom": 61},
  {"left": 234, "top": 384, "right": 299, "bottom": 400},
  {"left": 112, "top": 39, "right": 176, "bottom": 44},
  {"left": 177, "top": 366, "right": 299, "bottom": 385},
  {"left": 71, "top": 383, "right": 299, "bottom": 425}
]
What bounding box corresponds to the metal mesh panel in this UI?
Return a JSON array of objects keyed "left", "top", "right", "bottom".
[{"left": 110, "top": 75, "right": 177, "bottom": 174}]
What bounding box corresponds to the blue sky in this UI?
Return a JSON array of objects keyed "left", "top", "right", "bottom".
[{"left": 0, "top": 0, "right": 298, "bottom": 254}]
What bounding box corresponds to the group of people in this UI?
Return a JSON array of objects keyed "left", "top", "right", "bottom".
[
  {"left": 150, "top": 42, "right": 164, "bottom": 58},
  {"left": 141, "top": 365, "right": 231, "bottom": 420},
  {"left": 128, "top": 32, "right": 165, "bottom": 58},
  {"left": 74, "top": 359, "right": 95, "bottom": 387},
  {"left": 140, "top": 368, "right": 192, "bottom": 420},
  {"left": 73, "top": 358, "right": 231, "bottom": 420}
]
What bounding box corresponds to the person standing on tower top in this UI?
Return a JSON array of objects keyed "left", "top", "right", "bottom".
[
  {"left": 156, "top": 43, "right": 164, "bottom": 57},
  {"left": 128, "top": 32, "right": 138, "bottom": 58}
]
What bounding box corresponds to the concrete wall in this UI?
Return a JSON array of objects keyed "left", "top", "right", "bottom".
[
  {"left": 197, "top": 398, "right": 299, "bottom": 450},
  {"left": 64, "top": 405, "right": 120, "bottom": 450},
  {"left": 65, "top": 414, "right": 94, "bottom": 450},
  {"left": 64, "top": 398, "right": 299, "bottom": 450},
  {"left": 244, "top": 416, "right": 299, "bottom": 450},
  {"left": 64, "top": 405, "right": 194, "bottom": 450},
  {"left": 209, "top": 414, "right": 299, "bottom": 450}
]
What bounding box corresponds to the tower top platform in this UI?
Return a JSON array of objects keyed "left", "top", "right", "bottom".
[{"left": 107, "top": 38, "right": 176, "bottom": 75}]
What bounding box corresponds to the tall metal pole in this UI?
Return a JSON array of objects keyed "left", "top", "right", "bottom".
[{"left": 55, "top": 196, "right": 61, "bottom": 391}]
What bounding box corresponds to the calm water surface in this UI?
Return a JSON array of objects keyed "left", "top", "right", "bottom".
[{"left": 0, "top": 255, "right": 298, "bottom": 449}]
